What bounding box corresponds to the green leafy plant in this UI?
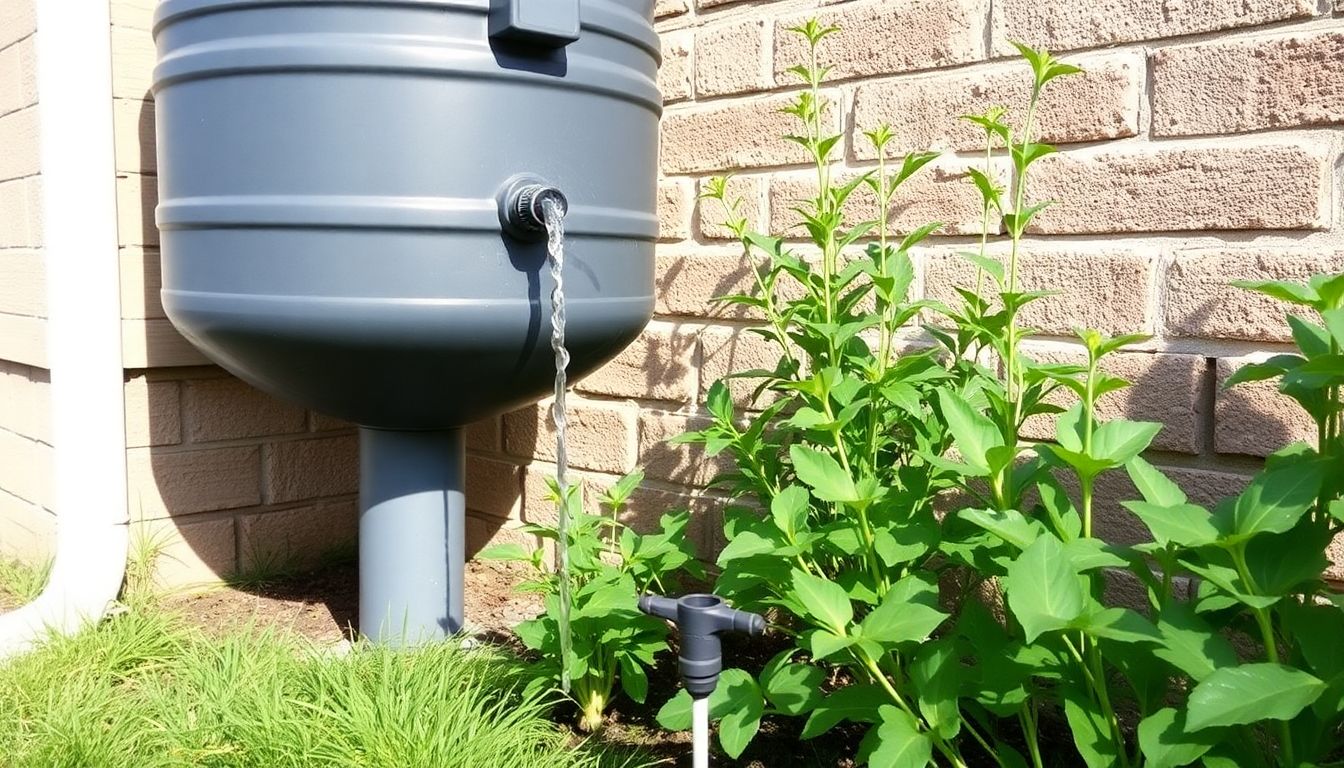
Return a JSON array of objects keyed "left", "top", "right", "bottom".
[
  {"left": 673, "top": 19, "right": 973, "bottom": 764},
  {"left": 484, "top": 471, "right": 701, "bottom": 732},
  {"left": 676, "top": 15, "right": 1344, "bottom": 767}
]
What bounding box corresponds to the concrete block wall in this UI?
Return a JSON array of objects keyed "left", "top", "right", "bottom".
[
  {"left": 621, "top": 0, "right": 1344, "bottom": 559},
  {"left": 0, "top": 0, "right": 54, "bottom": 564},
  {"left": 12, "top": 0, "right": 1333, "bottom": 586}
]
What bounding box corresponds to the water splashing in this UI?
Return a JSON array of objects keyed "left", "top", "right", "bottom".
[{"left": 541, "top": 195, "right": 573, "bottom": 693}]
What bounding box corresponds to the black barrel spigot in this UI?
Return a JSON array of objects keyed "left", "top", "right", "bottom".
[{"left": 639, "top": 593, "right": 766, "bottom": 699}]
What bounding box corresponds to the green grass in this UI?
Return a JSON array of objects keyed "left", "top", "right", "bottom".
[
  {"left": 0, "top": 557, "right": 51, "bottom": 607},
  {"left": 0, "top": 609, "right": 647, "bottom": 767}
]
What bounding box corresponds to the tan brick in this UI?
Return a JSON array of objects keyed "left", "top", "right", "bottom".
[
  {"left": 1215, "top": 356, "right": 1317, "bottom": 457},
  {"left": 1153, "top": 32, "right": 1344, "bottom": 138},
  {"left": 0, "top": 248, "right": 44, "bottom": 317},
  {"left": 0, "top": 35, "right": 38, "bottom": 117},
  {"left": 623, "top": 485, "right": 724, "bottom": 559},
  {"left": 658, "top": 178, "right": 693, "bottom": 241},
  {"left": 774, "top": 0, "right": 989, "bottom": 83},
  {"left": 238, "top": 500, "right": 357, "bottom": 571},
  {"left": 465, "top": 416, "right": 499, "bottom": 452},
  {"left": 119, "top": 247, "right": 165, "bottom": 320},
  {"left": 1030, "top": 141, "right": 1333, "bottom": 235},
  {"left": 184, "top": 377, "right": 307, "bottom": 443},
  {"left": 0, "top": 176, "right": 40, "bottom": 248},
  {"left": 121, "top": 318, "right": 210, "bottom": 368},
  {"left": 265, "top": 435, "right": 358, "bottom": 504},
  {"left": 465, "top": 455, "right": 522, "bottom": 519},
  {"left": 574, "top": 321, "right": 698, "bottom": 403},
  {"left": 0, "top": 0, "right": 35, "bottom": 51},
  {"left": 110, "top": 24, "right": 155, "bottom": 100},
  {"left": 124, "top": 375, "right": 181, "bottom": 448},
  {"left": 853, "top": 52, "right": 1141, "bottom": 157},
  {"left": 991, "top": 0, "right": 1314, "bottom": 53},
  {"left": 110, "top": 0, "right": 157, "bottom": 30},
  {"left": 659, "top": 29, "right": 693, "bottom": 104},
  {"left": 128, "top": 445, "right": 262, "bottom": 518},
  {"left": 638, "top": 410, "right": 734, "bottom": 488},
  {"left": 0, "top": 360, "right": 49, "bottom": 443},
  {"left": 656, "top": 249, "right": 765, "bottom": 320},
  {"left": 144, "top": 517, "right": 236, "bottom": 587},
  {"left": 521, "top": 462, "right": 570, "bottom": 527},
  {"left": 117, "top": 173, "right": 158, "bottom": 247},
  {"left": 655, "top": 0, "right": 688, "bottom": 19},
  {"left": 696, "top": 18, "right": 769, "bottom": 98},
  {"left": 113, "top": 98, "right": 157, "bottom": 174},
  {"left": 503, "top": 398, "right": 637, "bottom": 474},
  {"left": 0, "top": 107, "right": 37, "bottom": 181},
  {"left": 661, "top": 90, "right": 841, "bottom": 174},
  {"left": 925, "top": 246, "right": 1155, "bottom": 336},
  {"left": 699, "top": 324, "right": 787, "bottom": 409},
  {"left": 769, "top": 158, "right": 1005, "bottom": 238},
  {"left": 465, "top": 513, "right": 536, "bottom": 559},
  {"left": 1164, "top": 249, "right": 1344, "bottom": 342},
  {"left": 698, "top": 174, "right": 766, "bottom": 241},
  {"left": 1019, "top": 348, "right": 1206, "bottom": 454}
]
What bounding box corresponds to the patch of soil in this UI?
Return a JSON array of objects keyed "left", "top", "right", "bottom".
[{"left": 163, "top": 558, "right": 542, "bottom": 647}]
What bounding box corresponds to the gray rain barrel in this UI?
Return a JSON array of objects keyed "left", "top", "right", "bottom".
[{"left": 152, "top": 0, "right": 660, "bottom": 644}]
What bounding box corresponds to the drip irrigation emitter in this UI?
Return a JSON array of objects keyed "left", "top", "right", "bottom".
[{"left": 639, "top": 593, "right": 766, "bottom": 768}]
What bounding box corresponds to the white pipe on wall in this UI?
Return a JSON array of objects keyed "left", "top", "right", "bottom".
[{"left": 0, "top": 0, "right": 129, "bottom": 657}]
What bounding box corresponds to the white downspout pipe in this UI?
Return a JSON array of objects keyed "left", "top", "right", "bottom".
[{"left": 0, "top": 0, "right": 129, "bottom": 657}]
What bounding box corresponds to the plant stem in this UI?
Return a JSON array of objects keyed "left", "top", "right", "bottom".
[
  {"left": 1233, "top": 545, "right": 1296, "bottom": 767},
  {"left": 858, "top": 651, "right": 968, "bottom": 768}
]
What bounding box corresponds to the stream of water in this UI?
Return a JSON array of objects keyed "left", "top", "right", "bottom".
[{"left": 541, "top": 197, "right": 574, "bottom": 693}]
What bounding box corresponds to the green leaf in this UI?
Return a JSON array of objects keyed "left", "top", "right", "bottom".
[
  {"left": 937, "top": 389, "right": 1002, "bottom": 475},
  {"left": 788, "top": 568, "right": 853, "bottom": 633},
  {"left": 1287, "top": 314, "right": 1331, "bottom": 358},
  {"left": 802, "top": 684, "right": 887, "bottom": 738},
  {"left": 618, "top": 655, "right": 648, "bottom": 703},
  {"left": 770, "top": 485, "right": 811, "bottom": 539},
  {"left": 1062, "top": 683, "right": 1119, "bottom": 768},
  {"left": 1091, "top": 420, "right": 1162, "bottom": 464},
  {"left": 857, "top": 706, "right": 933, "bottom": 768},
  {"left": 705, "top": 380, "right": 733, "bottom": 423},
  {"left": 717, "top": 670, "right": 764, "bottom": 758},
  {"left": 761, "top": 651, "right": 824, "bottom": 716},
  {"left": 790, "top": 444, "right": 859, "bottom": 503},
  {"left": 1126, "top": 457, "right": 1187, "bottom": 506},
  {"left": 1138, "top": 708, "right": 1220, "bottom": 768},
  {"left": 1074, "top": 607, "right": 1160, "bottom": 645},
  {"left": 1003, "top": 534, "right": 1086, "bottom": 642},
  {"left": 1231, "top": 278, "right": 1320, "bottom": 307},
  {"left": 1121, "top": 501, "right": 1220, "bottom": 549},
  {"left": 1185, "top": 663, "right": 1326, "bottom": 731},
  {"left": 860, "top": 587, "right": 948, "bottom": 646},
  {"left": 477, "top": 542, "right": 534, "bottom": 562},
  {"left": 911, "top": 640, "right": 962, "bottom": 740},
  {"left": 1231, "top": 460, "right": 1324, "bottom": 539},
  {"left": 958, "top": 508, "right": 1043, "bottom": 550}
]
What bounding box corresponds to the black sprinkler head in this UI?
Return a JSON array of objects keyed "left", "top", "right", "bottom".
[{"left": 639, "top": 593, "right": 766, "bottom": 699}]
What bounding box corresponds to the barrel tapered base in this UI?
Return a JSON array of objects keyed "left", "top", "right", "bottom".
[{"left": 358, "top": 427, "right": 465, "bottom": 646}]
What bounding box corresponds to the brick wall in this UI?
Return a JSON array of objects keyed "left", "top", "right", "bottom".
[
  {"left": 95, "top": 0, "right": 1344, "bottom": 585},
  {"left": 0, "top": 0, "right": 53, "bottom": 564}
]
